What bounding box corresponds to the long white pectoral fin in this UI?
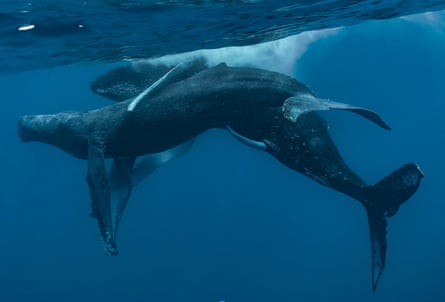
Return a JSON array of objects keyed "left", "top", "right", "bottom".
[
  {"left": 131, "top": 139, "right": 195, "bottom": 186},
  {"left": 127, "top": 60, "right": 201, "bottom": 111},
  {"left": 282, "top": 94, "right": 391, "bottom": 130},
  {"left": 109, "top": 157, "right": 135, "bottom": 235}
]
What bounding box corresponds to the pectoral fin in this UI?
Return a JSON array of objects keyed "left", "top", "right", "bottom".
[
  {"left": 226, "top": 125, "right": 267, "bottom": 151},
  {"left": 132, "top": 139, "right": 195, "bottom": 186},
  {"left": 282, "top": 94, "right": 390, "bottom": 130},
  {"left": 127, "top": 60, "right": 205, "bottom": 111},
  {"left": 86, "top": 132, "right": 118, "bottom": 255},
  {"left": 109, "top": 157, "right": 136, "bottom": 235}
]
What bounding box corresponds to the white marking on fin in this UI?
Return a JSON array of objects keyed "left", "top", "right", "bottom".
[
  {"left": 127, "top": 60, "right": 194, "bottom": 111},
  {"left": 282, "top": 94, "right": 390, "bottom": 130},
  {"left": 131, "top": 139, "right": 195, "bottom": 186},
  {"left": 109, "top": 157, "right": 135, "bottom": 235},
  {"left": 226, "top": 125, "right": 267, "bottom": 151}
]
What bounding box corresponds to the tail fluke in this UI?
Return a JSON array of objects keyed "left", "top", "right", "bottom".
[
  {"left": 366, "top": 209, "right": 388, "bottom": 291},
  {"left": 361, "top": 163, "right": 424, "bottom": 291}
]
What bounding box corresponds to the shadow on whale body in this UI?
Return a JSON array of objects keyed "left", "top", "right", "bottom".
[{"left": 17, "top": 61, "right": 423, "bottom": 291}]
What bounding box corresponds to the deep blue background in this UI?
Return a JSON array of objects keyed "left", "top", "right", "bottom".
[{"left": 1, "top": 15, "right": 444, "bottom": 302}]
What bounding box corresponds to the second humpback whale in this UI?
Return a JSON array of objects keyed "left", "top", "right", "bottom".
[{"left": 18, "top": 61, "right": 423, "bottom": 291}]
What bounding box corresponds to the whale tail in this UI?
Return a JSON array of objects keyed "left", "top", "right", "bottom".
[{"left": 360, "top": 163, "right": 423, "bottom": 291}]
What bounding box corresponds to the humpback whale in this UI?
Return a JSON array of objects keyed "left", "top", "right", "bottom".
[{"left": 18, "top": 61, "right": 423, "bottom": 291}]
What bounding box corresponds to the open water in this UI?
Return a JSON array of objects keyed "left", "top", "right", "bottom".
[{"left": 0, "top": 1, "right": 444, "bottom": 301}]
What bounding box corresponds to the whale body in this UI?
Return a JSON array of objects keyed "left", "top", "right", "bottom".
[{"left": 17, "top": 62, "right": 423, "bottom": 291}]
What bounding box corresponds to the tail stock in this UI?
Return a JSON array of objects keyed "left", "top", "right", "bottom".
[{"left": 360, "top": 163, "right": 423, "bottom": 291}]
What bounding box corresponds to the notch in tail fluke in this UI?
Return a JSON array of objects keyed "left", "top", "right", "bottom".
[{"left": 361, "top": 163, "right": 424, "bottom": 291}]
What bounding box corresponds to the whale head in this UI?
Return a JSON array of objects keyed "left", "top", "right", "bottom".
[
  {"left": 17, "top": 112, "right": 88, "bottom": 159},
  {"left": 18, "top": 114, "right": 60, "bottom": 143}
]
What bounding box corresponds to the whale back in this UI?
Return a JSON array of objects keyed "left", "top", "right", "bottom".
[
  {"left": 91, "top": 59, "right": 208, "bottom": 102},
  {"left": 91, "top": 61, "right": 313, "bottom": 103}
]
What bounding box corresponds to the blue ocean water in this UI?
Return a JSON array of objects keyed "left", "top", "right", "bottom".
[
  {"left": 1, "top": 5, "right": 445, "bottom": 302},
  {"left": 2, "top": 0, "right": 445, "bottom": 72}
]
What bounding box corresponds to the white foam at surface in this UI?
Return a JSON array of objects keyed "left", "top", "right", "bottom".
[
  {"left": 132, "top": 27, "right": 341, "bottom": 76},
  {"left": 400, "top": 9, "right": 445, "bottom": 30},
  {"left": 132, "top": 9, "right": 445, "bottom": 77}
]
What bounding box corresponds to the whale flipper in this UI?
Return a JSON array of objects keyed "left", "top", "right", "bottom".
[
  {"left": 282, "top": 94, "right": 391, "bottom": 130},
  {"left": 127, "top": 60, "right": 207, "bottom": 111},
  {"left": 226, "top": 125, "right": 268, "bottom": 151},
  {"left": 90, "top": 140, "right": 194, "bottom": 247},
  {"left": 86, "top": 132, "right": 118, "bottom": 256},
  {"left": 109, "top": 157, "right": 136, "bottom": 234},
  {"left": 362, "top": 163, "right": 423, "bottom": 291},
  {"left": 132, "top": 139, "right": 195, "bottom": 187},
  {"left": 332, "top": 106, "right": 390, "bottom": 130},
  {"left": 127, "top": 60, "right": 201, "bottom": 111}
]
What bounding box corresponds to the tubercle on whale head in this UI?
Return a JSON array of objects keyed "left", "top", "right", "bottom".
[
  {"left": 18, "top": 110, "right": 85, "bottom": 141},
  {"left": 17, "top": 111, "right": 92, "bottom": 159},
  {"left": 17, "top": 114, "right": 60, "bottom": 144}
]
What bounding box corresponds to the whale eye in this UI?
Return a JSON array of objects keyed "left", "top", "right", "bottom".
[{"left": 309, "top": 136, "right": 326, "bottom": 153}]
